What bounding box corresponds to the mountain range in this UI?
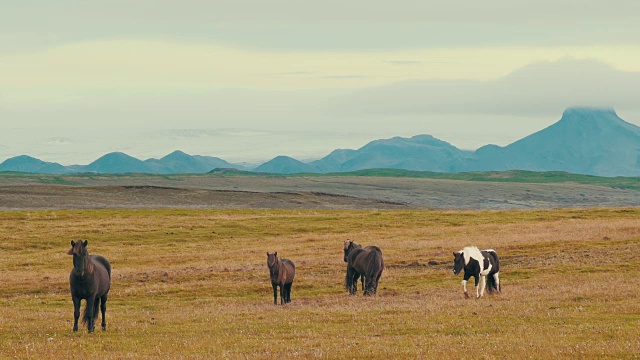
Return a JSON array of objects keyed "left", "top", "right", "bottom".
[{"left": 1, "top": 107, "right": 639, "bottom": 177}]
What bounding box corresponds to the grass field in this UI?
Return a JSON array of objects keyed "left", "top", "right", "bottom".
[
  {"left": 4, "top": 169, "right": 640, "bottom": 192},
  {"left": 327, "top": 169, "right": 640, "bottom": 191},
  {"left": 1, "top": 208, "right": 639, "bottom": 359}
]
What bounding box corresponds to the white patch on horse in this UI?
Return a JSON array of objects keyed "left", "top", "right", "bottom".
[
  {"left": 462, "top": 246, "right": 483, "bottom": 265},
  {"left": 462, "top": 246, "right": 493, "bottom": 274},
  {"left": 479, "top": 274, "right": 487, "bottom": 298},
  {"left": 461, "top": 279, "right": 469, "bottom": 298}
]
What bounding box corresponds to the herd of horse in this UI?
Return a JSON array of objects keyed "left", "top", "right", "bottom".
[{"left": 67, "top": 240, "right": 501, "bottom": 333}]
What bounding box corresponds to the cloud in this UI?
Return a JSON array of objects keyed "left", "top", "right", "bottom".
[
  {"left": 321, "top": 75, "right": 367, "bottom": 79},
  {"left": 1, "top": 1, "right": 639, "bottom": 52},
  {"left": 46, "top": 137, "right": 72, "bottom": 145},
  {"left": 271, "top": 71, "right": 314, "bottom": 76},
  {"left": 336, "top": 58, "right": 640, "bottom": 118},
  {"left": 385, "top": 60, "right": 454, "bottom": 65}
]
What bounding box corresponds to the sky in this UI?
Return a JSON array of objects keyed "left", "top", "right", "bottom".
[{"left": 2, "top": 1, "right": 640, "bottom": 165}]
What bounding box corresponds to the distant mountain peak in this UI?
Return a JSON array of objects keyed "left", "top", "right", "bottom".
[
  {"left": 471, "top": 106, "right": 640, "bottom": 176},
  {"left": 557, "top": 106, "right": 633, "bottom": 131},
  {"left": 562, "top": 106, "right": 618, "bottom": 118},
  {"left": 98, "top": 151, "right": 136, "bottom": 160},
  {"left": 254, "top": 155, "right": 318, "bottom": 174},
  {"left": 0, "top": 154, "right": 69, "bottom": 174},
  {"left": 161, "top": 150, "right": 191, "bottom": 160}
]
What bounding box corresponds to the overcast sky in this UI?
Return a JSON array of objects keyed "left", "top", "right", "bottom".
[{"left": 2, "top": 1, "right": 640, "bottom": 164}]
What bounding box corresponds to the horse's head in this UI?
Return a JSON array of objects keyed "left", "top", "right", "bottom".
[
  {"left": 68, "top": 240, "right": 88, "bottom": 256},
  {"left": 69, "top": 240, "right": 89, "bottom": 275},
  {"left": 453, "top": 251, "right": 465, "bottom": 275},
  {"left": 343, "top": 241, "right": 351, "bottom": 262},
  {"left": 343, "top": 240, "right": 362, "bottom": 262},
  {"left": 266, "top": 252, "right": 278, "bottom": 270}
]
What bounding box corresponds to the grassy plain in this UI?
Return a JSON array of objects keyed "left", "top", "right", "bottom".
[
  {"left": 0, "top": 208, "right": 639, "bottom": 359},
  {"left": 327, "top": 169, "right": 640, "bottom": 191}
]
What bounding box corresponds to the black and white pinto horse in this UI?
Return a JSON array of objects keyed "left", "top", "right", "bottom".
[{"left": 453, "top": 246, "right": 501, "bottom": 299}]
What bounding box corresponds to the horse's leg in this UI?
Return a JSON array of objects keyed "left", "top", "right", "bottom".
[
  {"left": 479, "top": 275, "right": 487, "bottom": 298},
  {"left": 100, "top": 294, "right": 108, "bottom": 330},
  {"left": 364, "top": 275, "right": 375, "bottom": 296},
  {"left": 289, "top": 282, "right": 293, "bottom": 303},
  {"left": 350, "top": 272, "right": 360, "bottom": 295},
  {"left": 272, "top": 283, "right": 278, "bottom": 305},
  {"left": 93, "top": 297, "right": 101, "bottom": 322},
  {"left": 360, "top": 275, "right": 365, "bottom": 294},
  {"left": 285, "top": 283, "right": 292, "bottom": 303},
  {"left": 279, "top": 283, "right": 286, "bottom": 305},
  {"left": 72, "top": 296, "right": 81, "bottom": 332},
  {"left": 283, "top": 283, "right": 288, "bottom": 303},
  {"left": 462, "top": 273, "right": 472, "bottom": 299},
  {"left": 494, "top": 272, "right": 501, "bottom": 293},
  {"left": 473, "top": 275, "right": 480, "bottom": 299},
  {"left": 346, "top": 267, "right": 356, "bottom": 295},
  {"left": 86, "top": 296, "right": 96, "bottom": 333},
  {"left": 363, "top": 275, "right": 370, "bottom": 296}
]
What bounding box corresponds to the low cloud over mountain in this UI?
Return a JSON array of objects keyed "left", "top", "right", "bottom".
[{"left": 338, "top": 59, "right": 640, "bottom": 119}]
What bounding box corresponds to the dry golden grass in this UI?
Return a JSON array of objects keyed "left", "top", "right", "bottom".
[{"left": 1, "top": 208, "right": 639, "bottom": 359}]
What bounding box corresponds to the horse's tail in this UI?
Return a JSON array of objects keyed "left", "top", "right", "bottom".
[
  {"left": 82, "top": 305, "right": 89, "bottom": 325},
  {"left": 81, "top": 297, "right": 101, "bottom": 325},
  {"left": 362, "top": 250, "right": 384, "bottom": 295},
  {"left": 486, "top": 273, "right": 497, "bottom": 294},
  {"left": 485, "top": 250, "right": 500, "bottom": 293}
]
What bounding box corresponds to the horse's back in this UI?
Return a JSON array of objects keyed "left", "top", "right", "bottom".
[{"left": 364, "top": 245, "right": 382, "bottom": 255}]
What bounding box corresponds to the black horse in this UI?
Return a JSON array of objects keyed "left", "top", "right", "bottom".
[
  {"left": 68, "top": 240, "right": 111, "bottom": 332},
  {"left": 453, "top": 246, "right": 501, "bottom": 299},
  {"left": 267, "top": 252, "right": 296, "bottom": 305},
  {"left": 343, "top": 241, "right": 384, "bottom": 296}
]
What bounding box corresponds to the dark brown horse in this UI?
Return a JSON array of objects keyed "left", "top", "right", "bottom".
[
  {"left": 343, "top": 241, "right": 384, "bottom": 296},
  {"left": 68, "top": 240, "right": 111, "bottom": 333},
  {"left": 266, "top": 252, "right": 295, "bottom": 305}
]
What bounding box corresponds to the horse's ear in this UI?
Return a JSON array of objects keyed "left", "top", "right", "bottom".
[
  {"left": 274, "top": 252, "right": 278, "bottom": 257},
  {"left": 71, "top": 240, "right": 75, "bottom": 247},
  {"left": 82, "top": 240, "right": 88, "bottom": 247}
]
